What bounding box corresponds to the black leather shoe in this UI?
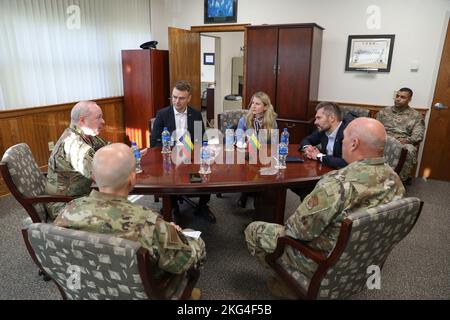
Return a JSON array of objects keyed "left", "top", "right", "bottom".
[
  {"left": 237, "top": 194, "right": 248, "bottom": 208},
  {"left": 195, "top": 206, "right": 216, "bottom": 223}
]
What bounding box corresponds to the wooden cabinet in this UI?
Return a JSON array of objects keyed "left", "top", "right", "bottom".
[
  {"left": 121, "top": 49, "right": 169, "bottom": 148},
  {"left": 245, "top": 24, "right": 323, "bottom": 140}
]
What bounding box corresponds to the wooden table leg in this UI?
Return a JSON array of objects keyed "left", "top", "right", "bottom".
[
  {"left": 162, "top": 196, "right": 172, "bottom": 221},
  {"left": 254, "top": 188, "right": 287, "bottom": 224}
]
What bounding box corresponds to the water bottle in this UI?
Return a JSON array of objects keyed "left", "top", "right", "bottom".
[
  {"left": 131, "top": 141, "right": 142, "bottom": 173},
  {"left": 199, "top": 141, "right": 211, "bottom": 174},
  {"left": 225, "top": 125, "right": 234, "bottom": 151},
  {"left": 276, "top": 142, "right": 288, "bottom": 169},
  {"left": 281, "top": 128, "right": 290, "bottom": 146},
  {"left": 161, "top": 127, "right": 171, "bottom": 154}
]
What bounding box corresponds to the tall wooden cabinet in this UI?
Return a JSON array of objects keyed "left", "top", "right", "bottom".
[
  {"left": 244, "top": 24, "right": 323, "bottom": 142},
  {"left": 121, "top": 49, "right": 169, "bottom": 148}
]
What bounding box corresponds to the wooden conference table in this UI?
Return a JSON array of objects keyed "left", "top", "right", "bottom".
[{"left": 133, "top": 144, "right": 333, "bottom": 224}]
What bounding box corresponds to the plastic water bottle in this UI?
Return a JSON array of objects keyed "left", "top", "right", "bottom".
[
  {"left": 199, "top": 141, "right": 211, "bottom": 174},
  {"left": 131, "top": 141, "right": 142, "bottom": 173},
  {"left": 161, "top": 127, "right": 171, "bottom": 154},
  {"left": 281, "top": 128, "right": 290, "bottom": 146},
  {"left": 276, "top": 142, "right": 288, "bottom": 169},
  {"left": 225, "top": 126, "right": 235, "bottom": 151}
]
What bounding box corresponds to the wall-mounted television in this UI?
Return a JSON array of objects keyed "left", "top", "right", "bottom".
[{"left": 204, "top": 0, "right": 238, "bottom": 24}]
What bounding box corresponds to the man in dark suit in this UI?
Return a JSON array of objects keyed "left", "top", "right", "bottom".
[
  {"left": 299, "top": 101, "right": 354, "bottom": 169},
  {"left": 150, "top": 80, "right": 215, "bottom": 223}
]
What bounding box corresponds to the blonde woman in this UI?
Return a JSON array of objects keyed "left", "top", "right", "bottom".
[
  {"left": 236, "top": 91, "right": 278, "bottom": 146},
  {"left": 236, "top": 92, "right": 278, "bottom": 208}
]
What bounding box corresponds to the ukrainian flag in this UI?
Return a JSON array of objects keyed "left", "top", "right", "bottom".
[{"left": 179, "top": 133, "right": 194, "bottom": 158}]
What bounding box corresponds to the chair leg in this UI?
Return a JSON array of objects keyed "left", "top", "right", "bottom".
[{"left": 39, "top": 269, "right": 51, "bottom": 282}]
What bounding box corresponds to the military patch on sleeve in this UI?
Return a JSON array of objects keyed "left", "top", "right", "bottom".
[
  {"left": 168, "top": 225, "right": 183, "bottom": 246},
  {"left": 307, "top": 195, "right": 319, "bottom": 209}
]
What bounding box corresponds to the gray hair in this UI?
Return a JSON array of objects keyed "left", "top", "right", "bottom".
[
  {"left": 70, "top": 101, "right": 97, "bottom": 125},
  {"left": 93, "top": 143, "right": 135, "bottom": 189}
]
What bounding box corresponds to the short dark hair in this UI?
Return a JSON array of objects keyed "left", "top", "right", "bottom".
[
  {"left": 316, "top": 101, "right": 342, "bottom": 121},
  {"left": 399, "top": 87, "right": 413, "bottom": 98},
  {"left": 174, "top": 80, "right": 192, "bottom": 93}
]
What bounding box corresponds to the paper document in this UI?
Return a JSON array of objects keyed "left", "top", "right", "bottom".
[{"left": 182, "top": 230, "right": 202, "bottom": 239}]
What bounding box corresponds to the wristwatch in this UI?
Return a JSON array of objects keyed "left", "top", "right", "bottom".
[{"left": 317, "top": 153, "right": 325, "bottom": 162}]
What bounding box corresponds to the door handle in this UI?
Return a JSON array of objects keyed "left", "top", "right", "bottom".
[
  {"left": 277, "top": 65, "right": 281, "bottom": 75},
  {"left": 434, "top": 102, "right": 448, "bottom": 110},
  {"left": 272, "top": 65, "right": 277, "bottom": 75}
]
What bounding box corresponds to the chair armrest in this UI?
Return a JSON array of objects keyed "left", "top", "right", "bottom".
[
  {"left": 22, "top": 194, "right": 73, "bottom": 204},
  {"left": 266, "top": 236, "right": 327, "bottom": 265}
]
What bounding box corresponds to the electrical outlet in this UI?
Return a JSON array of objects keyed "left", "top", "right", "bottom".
[{"left": 48, "top": 141, "right": 55, "bottom": 152}]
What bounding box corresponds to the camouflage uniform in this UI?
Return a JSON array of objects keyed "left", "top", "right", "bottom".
[
  {"left": 54, "top": 190, "right": 206, "bottom": 299},
  {"left": 45, "top": 125, "right": 108, "bottom": 218},
  {"left": 245, "top": 157, "right": 405, "bottom": 278},
  {"left": 376, "top": 106, "right": 425, "bottom": 181}
]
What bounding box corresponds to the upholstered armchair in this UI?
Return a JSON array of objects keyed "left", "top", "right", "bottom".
[
  {"left": 22, "top": 223, "right": 200, "bottom": 300},
  {"left": 384, "top": 136, "right": 408, "bottom": 175},
  {"left": 217, "top": 109, "right": 248, "bottom": 135},
  {"left": 265, "top": 197, "right": 423, "bottom": 299},
  {"left": 340, "top": 105, "right": 370, "bottom": 119},
  {"left": 1, "top": 143, "right": 72, "bottom": 222}
]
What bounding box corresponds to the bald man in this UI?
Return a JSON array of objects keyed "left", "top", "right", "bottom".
[
  {"left": 45, "top": 101, "right": 108, "bottom": 219},
  {"left": 54, "top": 143, "right": 205, "bottom": 299},
  {"left": 245, "top": 117, "right": 405, "bottom": 299}
]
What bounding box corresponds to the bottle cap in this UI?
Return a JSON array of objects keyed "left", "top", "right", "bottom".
[
  {"left": 163, "top": 127, "right": 168, "bottom": 131},
  {"left": 131, "top": 141, "right": 136, "bottom": 146}
]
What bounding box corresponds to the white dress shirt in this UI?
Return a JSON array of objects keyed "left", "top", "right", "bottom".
[
  {"left": 173, "top": 106, "right": 188, "bottom": 145},
  {"left": 325, "top": 121, "right": 342, "bottom": 156}
]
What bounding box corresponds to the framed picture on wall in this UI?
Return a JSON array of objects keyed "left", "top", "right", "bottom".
[
  {"left": 203, "top": 53, "right": 215, "bottom": 65},
  {"left": 204, "top": 0, "right": 238, "bottom": 24},
  {"left": 345, "top": 34, "right": 395, "bottom": 72}
]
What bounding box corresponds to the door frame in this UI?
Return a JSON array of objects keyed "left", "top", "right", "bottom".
[{"left": 191, "top": 24, "right": 250, "bottom": 127}]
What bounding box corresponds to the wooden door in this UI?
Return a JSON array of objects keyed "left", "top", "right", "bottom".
[
  {"left": 244, "top": 27, "right": 278, "bottom": 107},
  {"left": 276, "top": 27, "right": 312, "bottom": 120},
  {"left": 168, "top": 27, "right": 201, "bottom": 110},
  {"left": 419, "top": 20, "right": 450, "bottom": 181}
]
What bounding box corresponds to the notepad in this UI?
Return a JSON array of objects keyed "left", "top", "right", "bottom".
[{"left": 182, "top": 230, "right": 202, "bottom": 239}]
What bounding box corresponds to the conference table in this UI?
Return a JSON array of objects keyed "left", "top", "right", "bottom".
[{"left": 133, "top": 144, "right": 333, "bottom": 224}]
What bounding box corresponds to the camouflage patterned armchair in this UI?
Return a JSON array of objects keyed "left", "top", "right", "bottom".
[
  {"left": 22, "top": 223, "right": 200, "bottom": 300},
  {"left": 0, "top": 143, "right": 72, "bottom": 222},
  {"left": 340, "top": 105, "right": 370, "bottom": 118},
  {"left": 217, "top": 109, "right": 248, "bottom": 135},
  {"left": 266, "top": 197, "right": 423, "bottom": 299},
  {"left": 384, "top": 136, "right": 408, "bottom": 175}
]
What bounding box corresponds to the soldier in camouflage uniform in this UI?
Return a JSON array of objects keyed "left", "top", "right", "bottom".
[
  {"left": 376, "top": 88, "right": 425, "bottom": 182},
  {"left": 245, "top": 118, "right": 405, "bottom": 298},
  {"left": 45, "top": 101, "right": 108, "bottom": 218},
  {"left": 54, "top": 143, "right": 206, "bottom": 299}
]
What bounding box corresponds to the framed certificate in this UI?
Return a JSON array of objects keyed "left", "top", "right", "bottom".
[{"left": 345, "top": 34, "right": 395, "bottom": 72}]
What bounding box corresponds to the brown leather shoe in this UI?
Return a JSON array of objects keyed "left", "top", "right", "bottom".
[{"left": 266, "top": 276, "right": 297, "bottom": 300}]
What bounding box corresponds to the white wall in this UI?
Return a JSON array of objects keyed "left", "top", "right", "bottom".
[
  {"left": 205, "top": 32, "right": 244, "bottom": 104},
  {"left": 150, "top": 0, "right": 170, "bottom": 50},
  {"left": 153, "top": 0, "right": 450, "bottom": 109},
  {"left": 201, "top": 36, "right": 216, "bottom": 83}
]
